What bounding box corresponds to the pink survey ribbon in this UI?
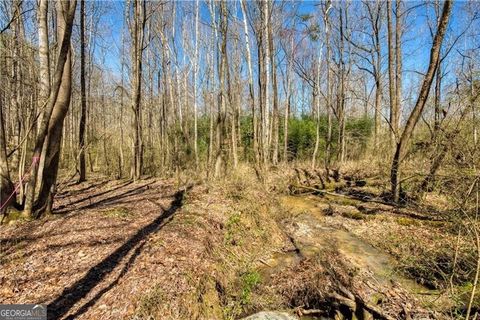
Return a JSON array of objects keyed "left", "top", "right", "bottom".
[{"left": 0, "top": 156, "right": 40, "bottom": 212}]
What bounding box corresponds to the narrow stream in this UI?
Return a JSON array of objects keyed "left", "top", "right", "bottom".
[
  {"left": 279, "top": 196, "right": 435, "bottom": 293},
  {"left": 255, "top": 195, "right": 445, "bottom": 319}
]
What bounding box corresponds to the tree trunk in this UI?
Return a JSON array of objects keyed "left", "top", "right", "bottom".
[
  {"left": 390, "top": 0, "right": 452, "bottom": 202},
  {"left": 263, "top": 0, "right": 271, "bottom": 166},
  {"left": 267, "top": 4, "right": 279, "bottom": 165},
  {"left": 372, "top": 1, "right": 382, "bottom": 148},
  {"left": 34, "top": 1, "right": 76, "bottom": 215},
  {"left": 374, "top": 73, "right": 381, "bottom": 147},
  {"left": 312, "top": 46, "right": 323, "bottom": 169},
  {"left": 130, "top": 0, "right": 146, "bottom": 181},
  {"left": 10, "top": 0, "right": 23, "bottom": 174},
  {"left": 78, "top": 0, "right": 87, "bottom": 182},
  {"left": 433, "top": 59, "right": 442, "bottom": 139},
  {"left": 37, "top": 0, "right": 50, "bottom": 135},
  {"left": 324, "top": 1, "right": 332, "bottom": 168},
  {"left": 387, "top": 0, "right": 397, "bottom": 144},
  {"left": 394, "top": 0, "right": 403, "bottom": 140},
  {"left": 207, "top": 2, "right": 215, "bottom": 175},
  {"left": 240, "top": 0, "right": 259, "bottom": 165},
  {"left": 337, "top": 7, "right": 346, "bottom": 164},
  {"left": 257, "top": 27, "right": 265, "bottom": 165},
  {"left": 283, "top": 39, "right": 293, "bottom": 163},
  {"left": 0, "top": 98, "right": 14, "bottom": 216},
  {"left": 23, "top": 0, "right": 77, "bottom": 218},
  {"left": 193, "top": 0, "right": 199, "bottom": 168},
  {"left": 214, "top": 1, "right": 228, "bottom": 178}
]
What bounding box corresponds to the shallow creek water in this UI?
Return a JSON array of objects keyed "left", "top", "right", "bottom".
[
  {"left": 279, "top": 196, "right": 436, "bottom": 291},
  {"left": 256, "top": 195, "right": 444, "bottom": 318}
]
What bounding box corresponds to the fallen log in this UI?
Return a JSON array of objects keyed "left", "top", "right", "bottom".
[
  {"left": 291, "top": 184, "right": 394, "bottom": 206},
  {"left": 290, "top": 184, "right": 446, "bottom": 221},
  {"left": 298, "top": 308, "right": 324, "bottom": 316},
  {"left": 327, "top": 292, "right": 395, "bottom": 320}
]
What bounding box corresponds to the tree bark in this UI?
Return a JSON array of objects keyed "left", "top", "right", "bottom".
[
  {"left": 78, "top": 0, "right": 87, "bottom": 182},
  {"left": 214, "top": 1, "right": 228, "bottom": 178},
  {"left": 37, "top": 0, "right": 50, "bottom": 134},
  {"left": 130, "top": 0, "right": 146, "bottom": 181},
  {"left": 337, "top": 7, "right": 346, "bottom": 164},
  {"left": 312, "top": 46, "right": 323, "bottom": 169},
  {"left": 433, "top": 59, "right": 442, "bottom": 138},
  {"left": 193, "top": 0, "right": 199, "bottom": 168},
  {"left": 267, "top": 3, "right": 279, "bottom": 165},
  {"left": 34, "top": 2, "right": 76, "bottom": 217},
  {"left": 324, "top": 1, "right": 332, "bottom": 168},
  {"left": 33, "top": 1, "right": 75, "bottom": 215},
  {"left": 283, "top": 37, "right": 293, "bottom": 163},
  {"left": 262, "top": 0, "right": 271, "bottom": 166},
  {"left": 23, "top": 0, "right": 77, "bottom": 218},
  {"left": 240, "top": 0, "right": 259, "bottom": 165},
  {"left": 207, "top": 0, "right": 216, "bottom": 176},
  {"left": 394, "top": 0, "right": 403, "bottom": 140},
  {"left": 387, "top": 0, "right": 397, "bottom": 144},
  {"left": 256, "top": 22, "right": 266, "bottom": 165},
  {"left": 390, "top": 0, "right": 452, "bottom": 202},
  {"left": 0, "top": 98, "right": 14, "bottom": 215},
  {"left": 371, "top": 1, "right": 382, "bottom": 148}
]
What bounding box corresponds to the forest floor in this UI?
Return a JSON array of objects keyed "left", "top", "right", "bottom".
[
  {"left": 0, "top": 165, "right": 476, "bottom": 319},
  {"left": 0, "top": 173, "right": 292, "bottom": 320}
]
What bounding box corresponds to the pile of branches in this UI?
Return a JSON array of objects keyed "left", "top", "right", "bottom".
[
  {"left": 289, "top": 167, "right": 367, "bottom": 195},
  {"left": 271, "top": 248, "right": 435, "bottom": 320}
]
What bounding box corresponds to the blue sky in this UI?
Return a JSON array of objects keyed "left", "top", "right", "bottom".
[
  {"left": 95, "top": 0, "right": 471, "bottom": 70},
  {"left": 82, "top": 0, "right": 477, "bottom": 116}
]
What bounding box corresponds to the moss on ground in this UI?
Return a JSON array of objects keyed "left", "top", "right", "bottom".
[
  {"left": 101, "top": 206, "right": 132, "bottom": 218},
  {"left": 339, "top": 210, "right": 369, "bottom": 220}
]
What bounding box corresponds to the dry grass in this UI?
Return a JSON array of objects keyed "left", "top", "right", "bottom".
[
  {"left": 323, "top": 194, "right": 478, "bottom": 316},
  {"left": 132, "top": 164, "right": 292, "bottom": 320},
  {"left": 277, "top": 158, "right": 479, "bottom": 317}
]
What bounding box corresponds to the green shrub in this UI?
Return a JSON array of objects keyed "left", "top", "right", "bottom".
[{"left": 240, "top": 270, "right": 261, "bottom": 305}]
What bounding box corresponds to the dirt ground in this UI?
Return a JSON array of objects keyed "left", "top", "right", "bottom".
[
  {"left": 0, "top": 168, "right": 475, "bottom": 320},
  {"left": 0, "top": 172, "right": 292, "bottom": 320},
  {"left": 0, "top": 178, "right": 219, "bottom": 319}
]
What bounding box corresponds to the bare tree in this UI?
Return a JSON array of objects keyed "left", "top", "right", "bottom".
[
  {"left": 130, "top": 0, "right": 147, "bottom": 181},
  {"left": 78, "top": 0, "right": 87, "bottom": 182},
  {"left": 387, "top": 0, "right": 397, "bottom": 144},
  {"left": 311, "top": 43, "right": 324, "bottom": 169},
  {"left": 23, "top": 0, "right": 77, "bottom": 217},
  {"left": 263, "top": 0, "right": 271, "bottom": 166},
  {"left": 390, "top": 0, "right": 452, "bottom": 202},
  {"left": 347, "top": 0, "right": 383, "bottom": 147},
  {"left": 214, "top": 0, "right": 228, "bottom": 178},
  {"left": 37, "top": 0, "right": 49, "bottom": 132},
  {"left": 324, "top": 0, "right": 333, "bottom": 167},
  {"left": 394, "top": 0, "right": 403, "bottom": 140},
  {"left": 283, "top": 36, "right": 294, "bottom": 163},
  {"left": 268, "top": 2, "right": 279, "bottom": 165},
  {"left": 0, "top": 98, "right": 13, "bottom": 216},
  {"left": 193, "top": 0, "right": 199, "bottom": 167},
  {"left": 240, "top": 0, "right": 259, "bottom": 165}
]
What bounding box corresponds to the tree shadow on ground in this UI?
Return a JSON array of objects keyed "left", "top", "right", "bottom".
[
  {"left": 47, "top": 186, "right": 191, "bottom": 319},
  {"left": 55, "top": 180, "right": 110, "bottom": 199},
  {"left": 54, "top": 181, "right": 160, "bottom": 215},
  {"left": 0, "top": 223, "right": 128, "bottom": 251},
  {"left": 54, "top": 181, "right": 134, "bottom": 212}
]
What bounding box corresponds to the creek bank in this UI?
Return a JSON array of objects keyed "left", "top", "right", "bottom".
[{"left": 250, "top": 194, "right": 444, "bottom": 319}]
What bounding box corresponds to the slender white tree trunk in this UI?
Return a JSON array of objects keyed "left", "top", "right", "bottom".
[
  {"left": 193, "top": 0, "right": 199, "bottom": 167},
  {"left": 240, "top": 0, "right": 258, "bottom": 165},
  {"left": 263, "top": 0, "right": 270, "bottom": 165}
]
